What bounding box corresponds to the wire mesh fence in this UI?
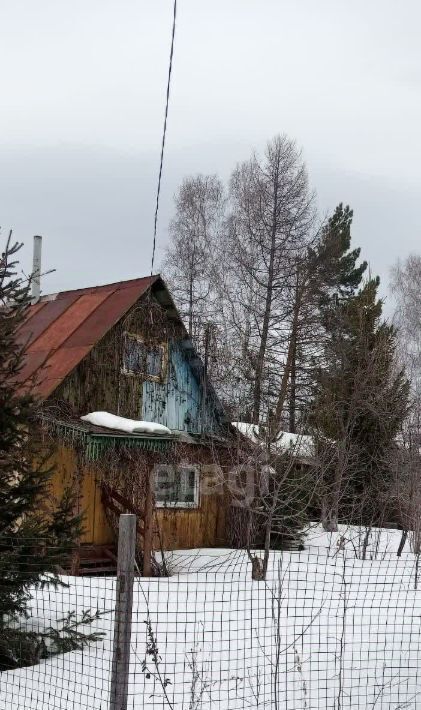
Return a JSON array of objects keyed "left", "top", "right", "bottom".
[{"left": 2, "top": 523, "right": 421, "bottom": 709}]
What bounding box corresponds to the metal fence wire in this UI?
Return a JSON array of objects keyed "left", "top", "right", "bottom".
[{"left": 1, "top": 518, "right": 421, "bottom": 709}]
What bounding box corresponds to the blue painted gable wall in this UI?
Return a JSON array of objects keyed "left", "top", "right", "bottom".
[{"left": 141, "top": 340, "right": 224, "bottom": 435}]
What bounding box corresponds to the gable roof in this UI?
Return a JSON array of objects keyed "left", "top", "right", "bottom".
[{"left": 17, "top": 275, "right": 159, "bottom": 398}]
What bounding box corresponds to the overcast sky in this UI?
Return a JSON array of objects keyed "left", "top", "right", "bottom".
[{"left": 0, "top": 1, "right": 420, "bottom": 302}]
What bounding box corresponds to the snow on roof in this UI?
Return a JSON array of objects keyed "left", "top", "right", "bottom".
[
  {"left": 81, "top": 411, "right": 172, "bottom": 436},
  {"left": 232, "top": 421, "right": 314, "bottom": 458}
]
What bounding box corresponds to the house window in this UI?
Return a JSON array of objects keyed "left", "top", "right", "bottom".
[
  {"left": 122, "top": 333, "right": 165, "bottom": 381},
  {"left": 154, "top": 465, "right": 199, "bottom": 508},
  {"left": 147, "top": 345, "right": 164, "bottom": 378}
]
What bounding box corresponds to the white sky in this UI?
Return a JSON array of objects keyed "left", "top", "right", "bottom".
[{"left": 0, "top": 1, "right": 420, "bottom": 299}]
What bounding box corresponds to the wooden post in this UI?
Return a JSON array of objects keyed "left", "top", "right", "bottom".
[
  {"left": 110, "top": 514, "right": 136, "bottom": 710},
  {"left": 142, "top": 470, "right": 154, "bottom": 576}
]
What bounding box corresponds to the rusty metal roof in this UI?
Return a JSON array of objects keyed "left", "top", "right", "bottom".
[{"left": 17, "top": 275, "right": 159, "bottom": 399}]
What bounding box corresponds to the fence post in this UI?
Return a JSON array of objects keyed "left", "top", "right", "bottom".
[
  {"left": 110, "top": 513, "right": 136, "bottom": 710},
  {"left": 143, "top": 470, "right": 154, "bottom": 576}
]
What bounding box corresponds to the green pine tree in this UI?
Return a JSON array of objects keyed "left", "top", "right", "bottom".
[
  {"left": 313, "top": 203, "right": 368, "bottom": 306},
  {"left": 0, "top": 235, "right": 85, "bottom": 670},
  {"left": 285, "top": 204, "right": 368, "bottom": 430}
]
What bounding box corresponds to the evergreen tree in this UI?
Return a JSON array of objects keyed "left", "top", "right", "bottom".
[
  {"left": 0, "top": 235, "right": 85, "bottom": 670},
  {"left": 282, "top": 204, "right": 367, "bottom": 431},
  {"left": 313, "top": 203, "right": 368, "bottom": 307},
  {"left": 313, "top": 274, "right": 409, "bottom": 530}
]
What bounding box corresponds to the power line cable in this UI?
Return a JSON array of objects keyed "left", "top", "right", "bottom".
[{"left": 150, "top": 0, "right": 177, "bottom": 276}]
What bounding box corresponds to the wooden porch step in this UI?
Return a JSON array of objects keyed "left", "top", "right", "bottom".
[{"left": 61, "top": 544, "right": 118, "bottom": 576}]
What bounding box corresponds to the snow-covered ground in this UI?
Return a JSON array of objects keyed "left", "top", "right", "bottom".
[{"left": 2, "top": 526, "right": 421, "bottom": 709}]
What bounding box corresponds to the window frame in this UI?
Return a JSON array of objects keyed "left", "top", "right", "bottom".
[
  {"left": 154, "top": 464, "right": 200, "bottom": 509},
  {"left": 121, "top": 331, "right": 167, "bottom": 382}
]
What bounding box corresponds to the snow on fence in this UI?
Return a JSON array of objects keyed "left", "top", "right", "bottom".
[{"left": 2, "top": 523, "right": 421, "bottom": 709}]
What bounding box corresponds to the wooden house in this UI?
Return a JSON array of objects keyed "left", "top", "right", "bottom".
[{"left": 17, "top": 275, "right": 234, "bottom": 574}]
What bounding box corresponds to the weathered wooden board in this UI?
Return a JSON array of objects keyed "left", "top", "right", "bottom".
[{"left": 49, "top": 445, "right": 114, "bottom": 545}]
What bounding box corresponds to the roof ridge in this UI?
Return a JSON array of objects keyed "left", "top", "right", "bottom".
[{"left": 41, "top": 274, "right": 161, "bottom": 300}]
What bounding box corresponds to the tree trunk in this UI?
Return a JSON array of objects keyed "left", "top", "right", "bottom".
[
  {"left": 251, "top": 186, "right": 278, "bottom": 425},
  {"left": 142, "top": 471, "right": 154, "bottom": 576},
  {"left": 361, "top": 527, "right": 371, "bottom": 560},
  {"left": 188, "top": 275, "right": 193, "bottom": 338},
  {"left": 321, "top": 499, "right": 339, "bottom": 532},
  {"left": 397, "top": 529, "right": 408, "bottom": 557},
  {"left": 262, "top": 518, "right": 272, "bottom": 581},
  {"left": 252, "top": 302, "right": 271, "bottom": 424},
  {"left": 289, "top": 340, "right": 297, "bottom": 433},
  {"left": 288, "top": 272, "right": 300, "bottom": 433},
  {"left": 272, "top": 277, "right": 302, "bottom": 433}
]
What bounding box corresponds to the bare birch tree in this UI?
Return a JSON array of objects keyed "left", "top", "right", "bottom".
[
  {"left": 163, "top": 174, "right": 225, "bottom": 352},
  {"left": 390, "top": 254, "right": 421, "bottom": 430},
  {"left": 388, "top": 256, "right": 421, "bottom": 554}
]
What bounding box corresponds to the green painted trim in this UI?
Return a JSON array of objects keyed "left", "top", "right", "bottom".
[
  {"left": 43, "top": 418, "right": 173, "bottom": 460},
  {"left": 85, "top": 434, "right": 171, "bottom": 460}
]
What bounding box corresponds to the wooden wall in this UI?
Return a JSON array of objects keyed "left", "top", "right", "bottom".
[
  {"left": 50, "top": 445, "right": 228, "bottom": 551},
  {"left": 50, "top": 445, "right": 114, "bottom": 546},
  {"left": 51, "top": 292, "right": 227, "bottom": 437},
  {"left": 154, "top": 470, "right": 227, "bottom": 550},
  {"left": 142, "top": 341, "right": 225, "bottom": 436}
]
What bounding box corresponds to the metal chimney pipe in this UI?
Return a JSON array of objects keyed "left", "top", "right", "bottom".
[{"left": 31, "top": 235, "right": 42, "bottom": 303}]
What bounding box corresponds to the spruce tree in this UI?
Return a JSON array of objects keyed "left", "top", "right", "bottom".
[
  {"left": 313, "top": 275, "right": 409, "bottom": 530},
  {"left": 0, "top": 235, "right": 84, "bottom": 670}
]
